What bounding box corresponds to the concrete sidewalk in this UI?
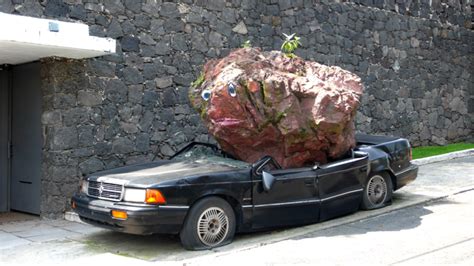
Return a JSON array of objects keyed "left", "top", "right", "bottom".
[{"left": 0, "top": 155, "right": 473, "bottom": 265}]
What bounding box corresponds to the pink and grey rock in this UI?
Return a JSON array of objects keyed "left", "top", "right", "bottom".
[{"left": 190, "top": 48, "right": 364, "bottom": 168}]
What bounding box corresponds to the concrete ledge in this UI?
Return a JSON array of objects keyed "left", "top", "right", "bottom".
[
  {"left": 0, "top": 12, "right": 116, "bottom": 65},
  {"left": 412, "top": 149, "right": 474, "bottom": 166}
]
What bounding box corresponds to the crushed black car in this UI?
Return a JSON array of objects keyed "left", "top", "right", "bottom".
[{"left": 71, "top": 134, "right": 418, "bottom": 250}]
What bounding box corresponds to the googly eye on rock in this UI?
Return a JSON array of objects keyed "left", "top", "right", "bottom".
[
  {"left": 228, "top": 83, "right": 237, "bottom": 97},
  {"left": 201, "top": 89, "right": 211, "bottom": 101}
]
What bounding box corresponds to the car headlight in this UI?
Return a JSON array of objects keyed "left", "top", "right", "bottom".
[
  {"left": 145, "top": 189, "right": 166, "bottom": 204},
  {"left": 123, "top": 188, "right": 146, "bottom": 203},
  {"left": 80, "top": 179, "right": 88, "bottom": 194}
]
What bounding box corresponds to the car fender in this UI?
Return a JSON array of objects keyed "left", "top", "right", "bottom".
[{"left": 363, "top": 146, "right": 396, "bottom": 185}]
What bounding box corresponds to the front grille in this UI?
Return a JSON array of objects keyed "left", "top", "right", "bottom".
[{"left": 88, "top": 180, "right": 123, "bottom": 201}]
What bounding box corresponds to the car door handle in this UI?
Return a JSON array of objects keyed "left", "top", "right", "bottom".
[
  {"left": 359, "top": 166, "right": 368, "bottom": 172},
  {"left": 304, "top": 178, "right": 314, "bottom": 186}
]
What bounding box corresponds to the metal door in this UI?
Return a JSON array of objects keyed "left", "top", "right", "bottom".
[
  {"left": 0, "top": 67, "right": 9, "bottom": 212},
  {"left": 10, "top": 63, "right": 41, "bottom": 214}
]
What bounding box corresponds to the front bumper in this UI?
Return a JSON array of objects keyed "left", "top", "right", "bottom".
[
  {"left": 395, "top": 163, "right": 418, "bottom": 190},
  {"left": 71, "top": 194, "right": 188, "bottom": 235}
]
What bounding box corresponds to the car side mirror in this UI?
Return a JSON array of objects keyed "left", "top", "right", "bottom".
[
  {"left": 312, "top": 162, "right": 320, "bottom": 170},
  {"left": 262, "top": 171, "right": 276, "bottom": 192}
]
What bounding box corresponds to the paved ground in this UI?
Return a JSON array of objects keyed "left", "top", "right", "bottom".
[
  {"left": 188, "top": 190, "right": 474, "bottom": 265},
  {"left": 0, "top": 156, "right": 473, "bottom": 265}
]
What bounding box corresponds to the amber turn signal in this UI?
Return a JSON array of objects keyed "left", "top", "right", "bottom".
[
  {"left": 111, "top": 210, "right": 128, "bottom": 220},
  {"left": 71, "top": 200, "right": 76, "bottom": 209},
  {"left": 145, "top": 189, "right": 166, "bottom": 204}
]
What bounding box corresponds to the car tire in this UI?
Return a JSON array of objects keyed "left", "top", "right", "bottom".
[
  {"left": 180, "top": 197, "right": 236, "bottom": 250},
  {"left": 361, "top": 172, "right": 393, "bottom": 210}
]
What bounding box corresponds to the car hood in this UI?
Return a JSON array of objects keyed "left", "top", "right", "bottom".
[{"left": 87, "top": 159, "right": 246, "bottom": 186}]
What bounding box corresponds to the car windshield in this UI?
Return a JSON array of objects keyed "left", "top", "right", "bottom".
[{"left": 172, "top": 143, "right": 250, "bottom": 169}]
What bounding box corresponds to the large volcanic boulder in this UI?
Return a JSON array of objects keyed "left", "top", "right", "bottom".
[{"left": 189, "top": 48, "right": 363, "bottom": 168}]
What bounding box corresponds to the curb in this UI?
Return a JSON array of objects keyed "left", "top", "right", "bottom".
[{"left": 411, "top": 148, "right": 474, "bottom": 166}]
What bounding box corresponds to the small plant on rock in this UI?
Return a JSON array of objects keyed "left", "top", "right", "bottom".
[
  {"left": 191, "top": 72, "right": 205, "bottom": 89},
  {"left": 281, "top": 33, "right": 301, "bottom": 58},
  {"left": 241, "top": 40, "right": 252, "bottom": 48}
]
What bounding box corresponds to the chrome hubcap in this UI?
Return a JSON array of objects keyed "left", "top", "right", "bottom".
[
  {"left": 197, "top": 207, "right": 229, "bottom": 247},
  {"left": 367, "top": 175, "right": 387, "bottom": 206}
]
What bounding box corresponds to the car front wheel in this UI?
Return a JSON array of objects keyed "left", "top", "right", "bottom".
[
  {"left": 180, "top": 197, "right": 236, "bottom": 250},
  {"left": 361, "top": 172, "right": 393, "bottom": 210}
]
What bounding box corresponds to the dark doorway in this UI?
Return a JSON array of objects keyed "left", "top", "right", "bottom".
[
  {"left": 0, "top": 66, "right": 9, "bottom": 213},
  {"left": 0, "top": 62, "right": 42, "bottom": 215}
]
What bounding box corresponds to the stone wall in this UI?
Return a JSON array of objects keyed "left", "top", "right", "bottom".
[
  {"left": 0, "top": 0, "right": 472, "bottom": 217},
  {"left": 343, "top": 0, "right": 471, "bottom": 27}
]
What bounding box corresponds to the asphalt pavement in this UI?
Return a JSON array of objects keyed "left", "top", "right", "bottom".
[{"left": 0, "top": 155, "right": 473, "bottom": 265}]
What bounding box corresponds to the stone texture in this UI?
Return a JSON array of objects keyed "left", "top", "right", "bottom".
[
  {"left": 0, "top": 0, "right": 14, "bottom": 13},
  {"left": 190, "top": 48, "right": 363, "bottom": 167},
  {"left": 121, "top": 36, "right": 140, "bottom": 52},
  {"left": 79, "top": 157, "right": 105, "bottom": 175},
  {"left": 50, "top": 127, "right": 78, "bottom": 150},
  {"left": 44, "top": 0, "right": 69, "bottom": 17},
  {"left": 77, "top": 91, "right": 102, "bottom": 106},
  {"left": 232, "top": 21, "right": 248, "bottom": 35},
  {"left": 155, "top": 76, "right": 173, "bottom": 89},
  {"left": 112, "top": 137, "right": 134, "bottom": 154}
]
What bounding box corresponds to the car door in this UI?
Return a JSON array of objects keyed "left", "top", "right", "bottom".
[
  {"left": 317, "top": 154, "right": 369, "bottom": 221},
  {"left": 250, "top": 158, "right": 320, "bottom": 229}
]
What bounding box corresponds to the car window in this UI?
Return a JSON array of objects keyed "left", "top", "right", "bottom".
[
  {"left": 173, "top": 145, "right": 220, "bottom": 160},
  {"left": 173, "top": 144, "right": 250, "bottom": 169},
  {"left": 254, "top": 156, "right": 281, "bottom": 175},
  {"left": 261, "top": 161, "right": 279, "bottom": 172}
]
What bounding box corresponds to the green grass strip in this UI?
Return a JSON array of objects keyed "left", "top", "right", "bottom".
[{"left": 412, "top": 143, "right": 474, "bottom": 159}]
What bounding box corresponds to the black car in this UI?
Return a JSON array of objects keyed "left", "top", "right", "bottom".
[{"left": 71, "top": 134, "right": 418, "bottom": 250}]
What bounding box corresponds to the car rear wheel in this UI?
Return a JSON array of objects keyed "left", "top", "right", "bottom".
[
  {"left": 361, "top": 172, "right": 393, "bottom": 210},
  {"left": 180, "top": 197, "right": 236, "bottom": 250}
]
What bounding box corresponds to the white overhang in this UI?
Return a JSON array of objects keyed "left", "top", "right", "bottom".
[{"left": 0, "top": 12, "right": 116, "bottom": 65}]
